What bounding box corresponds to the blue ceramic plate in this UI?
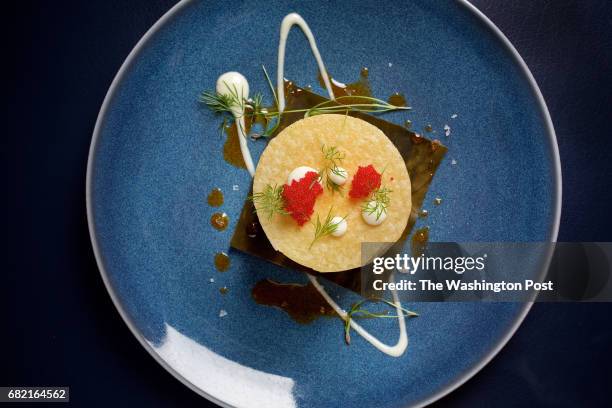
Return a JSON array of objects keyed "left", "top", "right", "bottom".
[{"left": 87, "top": 1, "right": 561, "bottom": 407}]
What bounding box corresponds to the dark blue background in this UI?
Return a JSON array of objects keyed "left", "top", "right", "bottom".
[{"left": 3, "top": 1, "right": 611, "bottom": 406}]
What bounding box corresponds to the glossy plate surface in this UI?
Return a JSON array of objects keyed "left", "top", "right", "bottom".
[{"left": 87, "top": 1, "right": 561, "bottom": 407}]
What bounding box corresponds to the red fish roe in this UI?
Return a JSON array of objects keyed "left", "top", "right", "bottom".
[
  {"left": 349, "top": 164, "right": 382, "bottom": 199},
  {"left": 282, "top": 171, "right": 323, "bottom": 226}
]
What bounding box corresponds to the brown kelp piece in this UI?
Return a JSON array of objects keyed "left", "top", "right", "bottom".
[{"left": 230, "top": 84, "right": 446, "bottom": 293}]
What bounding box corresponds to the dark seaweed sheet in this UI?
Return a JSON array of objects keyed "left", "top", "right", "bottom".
[{"left": 230, "top": 85, "right": 447, "bottom": 293}]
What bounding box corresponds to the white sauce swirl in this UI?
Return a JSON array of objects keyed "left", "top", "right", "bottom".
[
  {"left": 216, "top": 13, "right": 409, "bottom": 357},
  {"left": 277, "top": 13, "right": 335, "bottom": 111},
  {"left": 215, "top": 72, "right": 255, "bottom": 176}
]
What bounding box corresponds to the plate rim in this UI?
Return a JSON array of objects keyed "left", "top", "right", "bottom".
[{"left": 85, "top": 0, "right": 562, "bottom": 407}]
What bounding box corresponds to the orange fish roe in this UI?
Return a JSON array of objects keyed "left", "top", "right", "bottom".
[
  {"left": 349, "top": 164, "right": 382, "bottom": 199},
  {"left": 282, "top": 171, "right": 323, "bottom": 226}
]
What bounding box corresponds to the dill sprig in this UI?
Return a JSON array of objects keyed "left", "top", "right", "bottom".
[
  {"left": 343, "top": 298, "right": 418, "bottom": 345},
  {"left": 304, "top": 95, "right": 410, "bottom": 117},
  {"left": 361, "top": 187, "right": 392, "bottom": 221},
  {"left": 201, "top": 87, "right": 410, "bottom": 119},
  {"left": 260, "top": 65, "right": 281, "bottom": 137},
  {"left": 200, "top": 90, "right": 238, "bottom": 114},
  {"left": 200, "top": 80, "right": 247, "bottom": 114},
  {"left": 250, "top": 93, "right": 265, "bottom": 115},
  {"left": 200, "top": 67, "right": 411, "bottom": 140},
  {"left": 249, "top": 184, "right": 288, "bottom": 220},
  {"left": 319, "top": 144, "right": 346, "bottom": 194},
  {"left": 322, "top": 144, "right": 345, "bottom": 165},
  {"left": 310, "top": 207, "right": 345, "bottom": 248}
]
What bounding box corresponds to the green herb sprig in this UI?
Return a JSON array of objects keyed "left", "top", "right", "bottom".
[
  {"left": 361, "top": 187, "right": 392, "bottom": 221},
  {"left": 319, "top": 145, "right": 346, "bottom": 194},
  {"left": 200, "top": 80, "right": 251, "bottom": 114},
  {"left": 249, "top": 184, "right": 288, "bottom": 220},
  {"left": 260, "top": 65, "right": 281, "bottom": 138},
  {"left": 304, "top": 95, "right": 410, "bottom": 118},
  {"left": 200, "top": 66, "right": 410, "bottom": 139},
  {"left": 310, "top": 207, "right": 346, "bottom": 248},
  {"left": 343, "top": 298, "right": 418, "bottom": 345}
]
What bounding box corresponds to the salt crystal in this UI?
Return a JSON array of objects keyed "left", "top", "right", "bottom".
[
  {"left": 209, "top": 278, "right": 215, "bottom": 283},
  {"left": 451, "top": 159, "right": 457, "bottom": 165},
  {"left": 232, "top": 185, "right": 239, "bottom": 191},
  {"left": 451, "top": 114, "right": 458, "bottom": 119},
  {"left": 219, "top": 309, "right": 228, "bottom": 318},
  {"left": 444, "top": 124, "right": 451, "bottom": 137},
  {"left": 388, "top": 62, "right": 393, "bottom": 67}
]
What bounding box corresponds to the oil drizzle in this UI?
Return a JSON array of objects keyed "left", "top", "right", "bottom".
[
  {"left": 388, "top": 92, "right": 407, "bottom": 107},
  {"left": 431, "top": 139, "right": 442, "bottom": 153},
  {"left": 410, "top": 132, "right": 425, "bottom": 144},
  {"left": 411, "top": 227, "right": 430, "bottom": 257},
  {"left": 211, "top": 212, "right": 229, "bottom": 231},
  {"left": 252, "top": 279, "right": 337, "bottom": 324},
  {"left": 223, "top": 122, "right": 248, "bottom": 169},
  {"left": 245, "top": 220, "right": 260, "bottom": 238},
  {"left": 207, "top": 188, "right": 224, "bottom": 207},
  {"left": 317, "top": 67, "right": 371, "bottom": 100},
  {"left": 214, "top": 252, "right": 230, "bottom": 272},
  {"left": 219, "top": 286, "right": 229, "bottom": 295}
]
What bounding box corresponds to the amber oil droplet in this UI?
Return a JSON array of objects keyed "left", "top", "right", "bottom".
[
  {"left": 214, "top": 252, "right": 230, "bottom": 272},
  {"left": 211, "top": 212, "right": 229, "bottom": 231},
  {"left": 411, "top": 227, "right": 430, "bottom": 257},
  {"left": 207, "top": 188, "right": 224, "bottom": 207},
  {"left": 388, "top": 92, "right": 407, "bottom": 107}
]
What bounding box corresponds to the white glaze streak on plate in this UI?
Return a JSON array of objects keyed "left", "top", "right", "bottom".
[{"left": 151, "top": 324, "right": 296, "bottom": 408}]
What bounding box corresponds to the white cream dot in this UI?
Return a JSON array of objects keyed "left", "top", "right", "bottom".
[
  {"left": 362, "top": 201, "right": 387, "bottom": 225},
  {"left": 330, "top": 216, "right": 347, "bottom": 237},
  {"left": 328, "top": 166, "right": 348, "bottom": 185},
  {"left": 216, "top": 72, "right": 249, "bottom": 116},
  {"left": 287, "top": 166, "right": 319, "bottom": 184}
]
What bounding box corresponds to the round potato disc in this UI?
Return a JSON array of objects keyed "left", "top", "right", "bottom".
[{"left": 253, "top": 114, "right": 411, "bottom": 272}]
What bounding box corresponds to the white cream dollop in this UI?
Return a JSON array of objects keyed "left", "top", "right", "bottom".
[
  {"left": 327, "top": 166, "right": 348, "bottom": 185},
  {"left": 287, "top": 166, "right": 319, "bottom": 185},
  {"left": 362, "top": 201, "right": 387, "bottom": 225},
  {"left": 216, "top": 72, "right": 249, "bottom": 116},
  {"left": 330, "top": 216, "right": 347, "bottom": 237},
  {"left": 215, "top": 72, "right": 255, "bottom": 176}
]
